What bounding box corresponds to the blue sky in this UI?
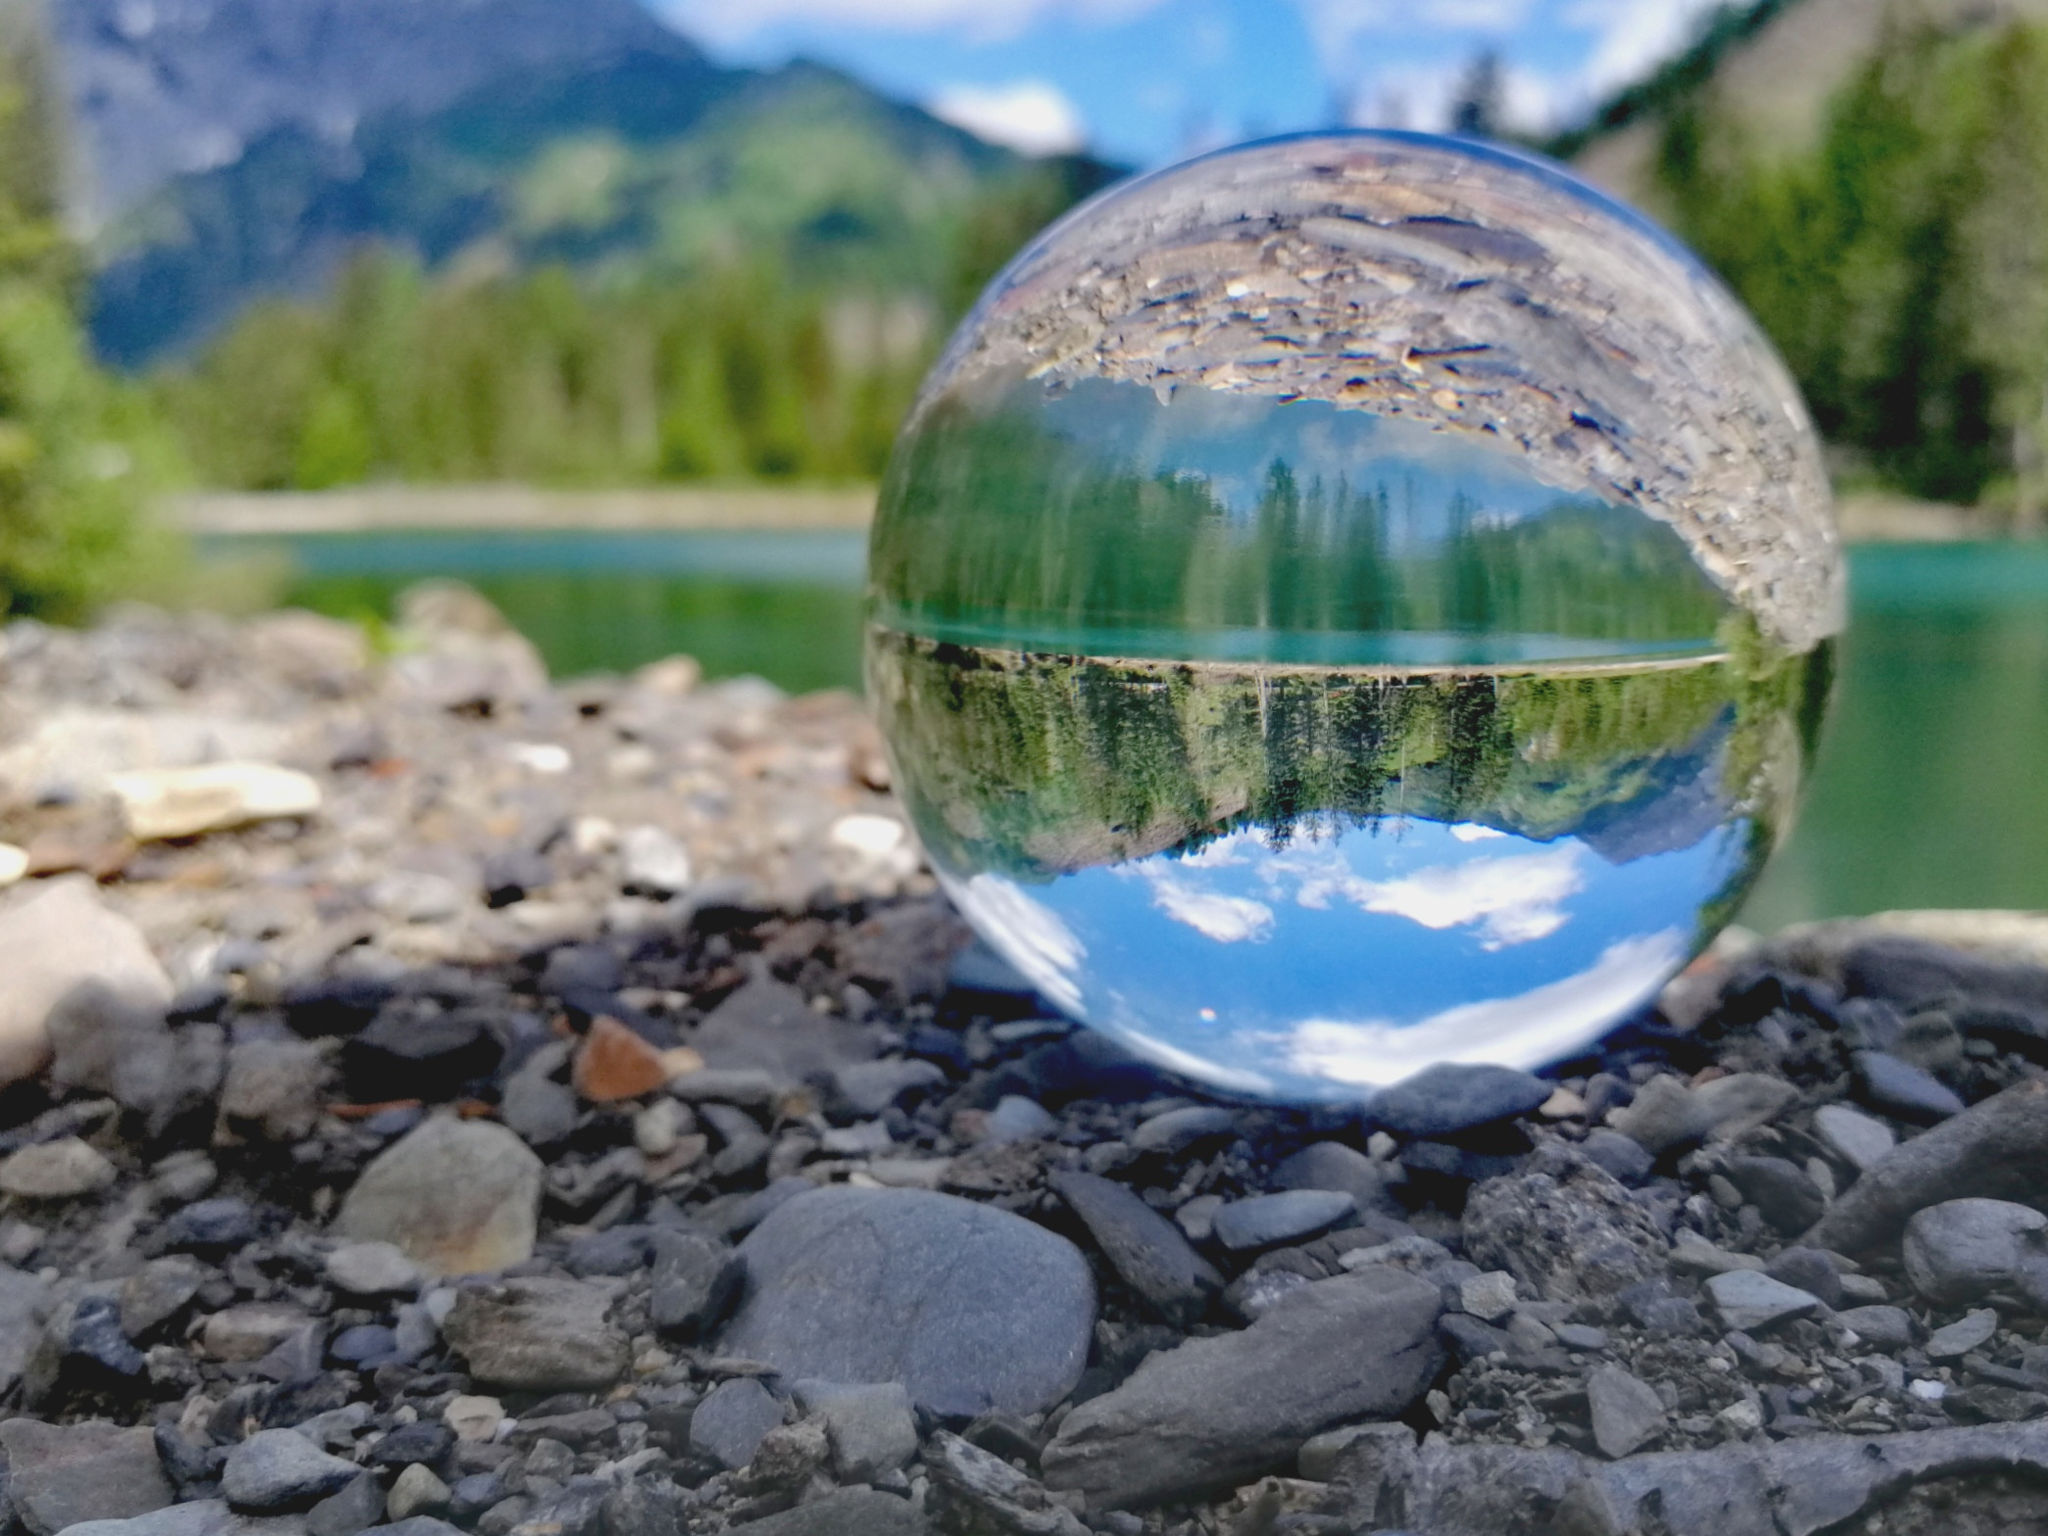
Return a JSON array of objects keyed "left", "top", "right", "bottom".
[{"left": 649, "top": 0, "right": 1727, "bottom": 166}]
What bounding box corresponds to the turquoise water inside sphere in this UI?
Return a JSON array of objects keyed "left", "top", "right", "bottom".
[{"left": 867, "top": 132, "right": 1842, "bottom": 1100}]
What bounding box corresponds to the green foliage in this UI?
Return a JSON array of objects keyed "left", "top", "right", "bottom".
[
  {"left": 1653, "top": 17, "right": 2048, "bottom": 514},
  {"left": 0, "top": 0, "right": 172, "bottom": 618}
]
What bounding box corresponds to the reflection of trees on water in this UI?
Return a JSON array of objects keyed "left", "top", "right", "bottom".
[
  {"left": 869, "top": 386, "right": 1734, "bottom": 652},
  {"left": 866, "top": 627, "right": 1831, "bottom": 901}
]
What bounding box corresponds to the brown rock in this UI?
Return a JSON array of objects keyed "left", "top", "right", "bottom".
[{"left": 573, "top": 1017, "right": 668, "bottom": 1103}]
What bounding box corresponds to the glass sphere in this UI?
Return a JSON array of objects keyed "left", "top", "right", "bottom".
[{"left": 867, "top": 131, "right": 1841, "bottom": 1101}]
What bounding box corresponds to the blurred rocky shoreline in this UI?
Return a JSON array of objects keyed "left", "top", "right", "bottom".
[{"left": 0, "top": 595, "right": 2044, "bottom": 1534}]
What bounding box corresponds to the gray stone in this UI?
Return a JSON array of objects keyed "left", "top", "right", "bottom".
[
  {"left": 385, "top": 1466, "right": 451, "bottom": 1523},
  {"left": 1764, "top": 1247, "right": 1843, "bottom": 1309},
  {"left": 498, "top": 1053, "right": 577, "bottom": 1149},
  {"left": 119, "top": 1255, "right": 207, "bottom": 1339},
  {"left": 222, "top": 1429, "right": 362, "bottom": 1511},
  {"left": 325, "top": 1242, "right": 422, "bottom": 1298},
  {"left": 441, "top": 1278, "right": 628, "bottom": 1391},
  {"left": 58, "top": 1503, "right": 241, "bottom": 1536},
  {"left": 687, "top": 1378, "right": 782, "bottom": 1470},
  {"left": 1608, "top": 1072, "right": 1798, "bottom": 1155},
  {"left": 1586, "top": 1364, "right": 1666, "bottom": 1459},
  {"left": 363, "top": 1521, "right": 462, "bottom": 1536},
  {"left": 791, "top": 1380, "right": 918, "bottom": 1482},
  {"left": 1369, "top": 1063, "right": 1552, "bottom": 1138},
  {"left": 726, "top": 1489, "right": 922, "bottom": 1536},
  {"left": 1926, "top": 1307, "right": 1999, "bottom": 1359},
  {"left": 308, "top": 1474, "right": 387, "bottom": 1536},
  {"left": 979, "top": 1095, "right": 1057, "bottom": 1145},
  {"left": 719, "top": 1187, "right": 1095, "bottom": 1418},
  {"left": 218, "top": 1038, "right": 331, "bottom": 1143},
  {"left": 1854, "top": 1050, "right": 1965, "bottom": 1124},
  {"left": 1808, "top": 1080, "right": 2048, "bottom": 1254},
  {"left": 925, "top": 1432, "right": 1088, "bottom": 1536},
  {"left": 1575, "top": 1128, "right": 1654, "bottom": 1185},
  {"left": 691, "top": 978, "right": 878, "bottom": 1083},
  {"left": 1270, "top": 1141, "right": 1402, "bottom": 1215},
  {"left": 0, "top": 1419, "right": 173, "bottom": 1535},
  {"left": 1902, "top": 1198, "right": 2048, "bottom": 1306},
  {"left": 1459, "top": 1271, "right": 1519, "bottom": 1322},
  {"left": 201, "top": 1302, "right": 309, "bottom": 1362},
  {"left": 1704, "top": 1270, "right": 1823, "bottom": 1332},
  {"left": 647, "top": 1230, "right": 741, "bottom": 1337},
  {"left": 1722, "top": 1156, "right": 1826, "bottom": 1234},
  {"left": 1837, "top": 1304, "right": 1915, "bottom": 1348},
  {"left": 1049, "top": 1171, "right": 1217, "bottom": 1324},
  {"left": 0, "top": 1139, "right": 115, "bottom": 1200},
  {"left": 1128, "top": 1106, "right": 1237, "bottom": 1156},
  {"left": 828, "top": 1059, "right": 946, "bottom": 1118},
  {"left": 1040, "top": 1266, "right": 1443, "bottom": 1508},
  {"left": 335, "top": 1115, "right": 542, "bottom": 1277},
  {"left": 1813, "top": 1104, "right": 1896, "bottom": 1173},
  {"left": 0, "top": 878, "right": 172, "bottom": 1089},
  {"left": 0, "top": 1266, "right": 51, "bottom": 1393},
  {"left": 1211, "top": 1190, "right": 1355, "bottom": 1252},
  {"left": 1462, "top": 1146, "right": 1666, "bottom": 1305}
]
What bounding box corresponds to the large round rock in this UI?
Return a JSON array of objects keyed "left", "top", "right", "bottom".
[{"left": 719, "top": 1187, "right": 1095, "bottom": 1417}]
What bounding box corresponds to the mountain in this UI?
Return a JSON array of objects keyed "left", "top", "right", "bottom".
[
  {"left": 53, "top": 0, "right": 690, "bottom": 230},
  {"left": 1564, "top": 0, "right": 2048, "bottom": 209}
]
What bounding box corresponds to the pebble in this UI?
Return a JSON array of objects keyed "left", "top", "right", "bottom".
[
  {"left": 1270, "top": 1140, "right": 1400, "bottom": 1215},
  {"left": 1368, "top": 1062, "right": 1552, "bottom": 1138},
  {"left": 572, "top": 1016, "right": 669, "bottom": 1103},
  {"left": 1608, "top": 1072, "right": 1798, "bottom": 1154},
  {"left": 1704, "top": 1270, "right": 1824, "bottom": 1332},
  {"left": 1458, "top": 1271, "right": 1519, "bottom": 1323},
  {"left": 1462, "top": 1146, "right": 1665, "bottom": 1303},
  {"left": 689, "top": 1377, "right": 783, "bottom": 1470},
  {"left": 1813, "top": 1103, "right": 1897, "bottom": 1173},
  {"left": 0, "top": 1419, "right": 173, "bottom": 1534},
  {"left": 222, "top": 1428, "right": 363, "bottom": 1511},
  {"left": 690, "top": 978, "right": 876, "bottom": 1081},
  {"left": 441, "top": 1278, "right": 629, "bottom": 1391},
  {"left": 1721, "top": 1155, "right": 1826, "bottom": 1233},
  {"left": 386, "top": 1466, "right": 452, "bottom": 1523},
  {"left": 618, "top": 825, "right": 692, "bottom": 895},
  {"left": 1837, "top": 1304, "right": 1915, "bottom": 1349},
  {"left": 1854, "top": 1050, "right": 1965, "bottom": 1124},
  {"left": 1902, "top": 1199, "right": 2048, "bottom": 1306},
  {"left": 1587, "top": 1363, "right": 1667, "bottom": 1459},
  {"left": 335, "top": 1115, "right": 543, "bottom": 1276},
  {"left": 647, "top": 1229, "right": 742, "bottom": 1337},
  {"left": 1925, "top": 1308, "right": 1999, "bottom": 1360},
  {"left": 1050, "top": 1170, "right": 1217, "bottom": 1324},
  {"left": 1040, "top": 1267, "right": 1443, "bottom": 1508},
  {"left": 1128, "top": 1106, "right": 1238, "bottom": 1156},
  {"left": 790, "top": 1380, "right": 918, "bottom": 1481},
  {"left": 0, "top": 879, "right": 172, "bottom": 1089},
  {"left": 442, "top": 1396, "right": 504, "bottom": 1442},
  {"left": 719, "top": 1186, "right": 1095, "bottom": 1418},
  {"left": 1210, "top": 1190, "right": 1356, "bottom": 1252},
  {"left": 0, "top": 1138, "right": 116, "bottom": 1199},
  {"left": 109, "top": 762, "right": 321, "bottom": 841},
  {"left": 979, "top": 1094, "right": 1058, "bottom": 1145},
  {"left": 325, "top": 1241, "right": 423, "bottom": 1297},
  {"left": 201, "top": 1302, "right": 310, "bottom": 1361}
]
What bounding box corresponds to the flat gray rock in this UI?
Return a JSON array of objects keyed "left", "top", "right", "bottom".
[
  {"left": 1211, "top": 1190, "right": 1355, "bottom": 1252},
  {"left": 1608, "top": 1073, "right": 1798, "bottom": 1155},
  {"left": 1836, "top": 1304, "right": 1914, "bottom": 1349},
  {"left": 440, "top": 1278, "right": 628, "bottom": 1391},
  {"left": 1587, "top": 1364, "right": 1666, "bottom": 1459},
  {"left": 0, "top": 1419, "right": 173, "bottom": 1535},
  {"left": 691, "top": 978, "right": 880, "bottom": 1082},
  {"left": 1901, "top": 1198, "right": 2048, "bottom": 1306},
  {"left": 791, "top": 1380, "right": 918, "bottom": 1482},
  {"left": 719, "top": 1187, "right": 1094, "bottom": 1418},
  {"left": 1050, "top": 1171, "right": 1217, "bottom": 1324},
  {"left": 222, "top": 1429, "right": 362, "bottom": 1511},
  {"left": 1369, "top": 1063, "right": 1552, "bottom": 1138},
  {"left": 1812, "top": 1104, "right": 1896, "bottom": 1173},
  {"left": 1704, "top": 1270, "right": 1823, "bottom": 1333},
  {"left": 1925, "top": 1307, "right": 1998, "bottom": 1360},
  {"left": 688, "top": 1377, "right": 783, "bottom": 1470},
  {"left": 1040, "top": 1266, "right": 1442, "bottom": 1508},
  {"left": 1270, "top": 1141, "right": 1402, "bottom": 1216},
  {"left": 728, "top": 1489, "right": 923, "bottom": 1536},
  {"left": 1854, "top": 1050, "right": 1965, "bottom": 1124},
  {"left": 1808, "top": 1080, "right": 2048, "bottom": 1254},
  {"left": 57, "top": 1502, "right": 244, "bottom": 1536},
  {"left": 648, "top": 1230, "right": 742, "bottom": 1338}
]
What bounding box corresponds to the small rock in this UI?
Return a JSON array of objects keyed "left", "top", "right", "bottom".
[
  {"left": 1462, "top": 1146, "right": 1666, "bottom": 1304},
  {"left": 791, "top": 1380, "right": 918, "bottom": 1482},
  {"left": 218, "top": 1037, "right": 330, "bottom": 1141},
  {"left": 0, "top": 879, "right": 171, "bottom": 1087},
  {"left": 499, "top": 1055, "right": 577, "bottom": 1149},
  {"left": 223, "top": 1428, "right": 361, "bottom": 1511},
  {"left": 718, "top": 1186, "right": 1095, "bottom": 1418},
  {"left": 1704, "top": 1270, "right": 1823, "bottom": 1332},
  {"left": 159, "top": 1196, "right": 256, "bottom": 1252},
  {"left": 1608, "top": 1072, "right": 1798, "bottom": 1155},
  {"left": 1211, "top": 1190, "right": 1356, "bottom": 1252},
  {"left": 440, "top": 1278, "right": 628, "bottom": 1391},
  {"left": 647, "top": 1229, "right": 742, "bottom": 1337},
  {"left": 201, "top": 1302, "right": 309, "bottom": 1361},
  {"left": 979, "top": 1094, "right": 1057, "bottom": 1145},
  {"left": 1370, "top": 1063, "right": 1552, "bottom": 1138},
  {"left": 1721, "top": 1155, "right": 1827, "bottom": 1234},
  {"left": 1764, "top": 1246, "right": 1843, "bottom": 1309},
  {"left": 1902, "top": 1198, "right": 2048, "bottom": 1306},
  {"left": 1812, "top": 1104, "right": 1896, "bottom": 1173},
  {"left": 1586, "top": 1364, "right": 1666, "bottom": 1459},
  {"left": 571, "top": 1017, "right": 668, "bottom": 1103},
  {"left": 690, "top": 978, "right": 878, "bottom": 1082},
  {"left": 342, "top": 1014, "right": 500, "bottom": 1105},
  {"left": 1577, "top": 1128, "right": 1654, "bottom": 1185},
  {"left": 326, "top": 1241, "right": 422, "bottom": 1297},
  {"left": 618, "top": 826, "right": 691, "bottom": 895},
  {"left": 1128, "top": 1106, "right": 1238, "bottom": 1156},
  {"left": 1925, "top": 1307, "right": 1999, "bottom": 1359},
  {"left": 118, "top": 1255, "right": 206, "bottom": 1339},
  {"left": 688, "top": 1377, "right": 782, "bottom": 1470},
  {"left": 632, "top": 1098, "right": 690, "bottom": 1157},
  {"left": 442, "top": 1396, "right": 504, "bottom": 1443},
  {"left": 1853, "top": 1050, "right": 1965, "bottom": 1124},
  {"left": 0, "top": 1418, "right": 173, "bottom": 1535},
  {"left": 335, "top": 1115, "right": 543, "bottom": 1276},
  {"left": 0, "top": 1138, "right": 115, "bottom": 1199},
  {"left": 1050, "top": 1170, "right": 1217, "bottom": 1324},
  {"left": 1271, "top": 1141, "right": 1401, "bottom": 1215},
  {"left": 728, "top": 1489, "right": 921, "bottom": 1536},
  {"left": 1459, "top": 1271, "right": 1518, "bottom": 1323},
  {"left": 829, "top": 1059, "right": 946, "bottom": 1118},
  {"left": 109, "top": 762, "right": 320, "bottom": 841},
  {"left": 1836, "top": 1304, "right": 1914, "bottom": 1348},
  {"left": 309, "top": 1474, "right": 387, "bottom": 1536},
  {"left": 926, "top": 1431, "right": 1088, "bottom": 1536},
  {"left": 386, "top": 1465, "right": 451, "bottom": 1523}
]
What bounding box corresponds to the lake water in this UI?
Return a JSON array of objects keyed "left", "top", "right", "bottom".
[{"left": 206, "top": 529, "right": 2048, "bottom": 926}]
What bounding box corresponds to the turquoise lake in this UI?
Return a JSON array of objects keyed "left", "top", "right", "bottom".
[{"left": 203, "top": 530, "right": 2048, "bottom": 928}]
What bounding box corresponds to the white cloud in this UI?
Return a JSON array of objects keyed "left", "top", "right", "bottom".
[
  {"left": 660, "top": 0, "right": 1164, "bottom": 49},
  {"left": 1275, "top": 838, "right": 1584, "bottom": 950},
  {"left": 929, "top": 79, "right": 1088, "bottom": 155},
  {"left": 1281, "top": 927, "right": 1688, "bottom": 1086},
  {"left": 1146, "top": 875, "right": 1275, "bottom": 944},
  {"left": 940, "top": 870, "right": 1088, "bottom": 1016}
]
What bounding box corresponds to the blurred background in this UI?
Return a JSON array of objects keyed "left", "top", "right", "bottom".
[{"left": 0, "top": 0, "right": 2039, "bottom": 924}]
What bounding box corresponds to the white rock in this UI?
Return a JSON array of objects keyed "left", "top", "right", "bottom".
[
  {"left": 0, "top": 877, "right": 171, "bottom": 1087},
  {"left": 0, "top": 1138, "right": 115, "bottom": 1198},
  {"left": 620, "top": 826, "right": 691, "bottom": 895},
  {"left": 1459, "top": 1271, "right": 1518, "bottom": 1323},
  {"left": 109, "top": 762, "right": 321, "bottom": 841},
  {"left": 507, "top": 743, "right": 571, "bottom": 775},
  {"left": 0, "top": 845, "right": 26, "bottom": 889},
  {"left": 325, "top": 1241, "right": 422, "bottom": 1297},
  {"left": 442, "top": 1394, "right": 505, "bottom": 1442}
]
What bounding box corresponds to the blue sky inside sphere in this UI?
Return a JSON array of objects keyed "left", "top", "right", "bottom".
[{"left": 647, "top": 0, "right": 1727, "bottom": 166}]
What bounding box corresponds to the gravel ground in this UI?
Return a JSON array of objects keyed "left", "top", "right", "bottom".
[{"left": 0, "top": 594, "right": 2041, "bottom": 1535}]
